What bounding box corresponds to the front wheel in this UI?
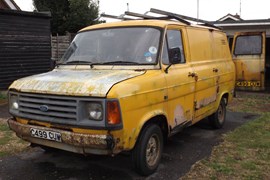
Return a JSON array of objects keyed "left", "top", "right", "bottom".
[
  {"left": 209, "top": 98, "right": 226, "bottom": 129},
  {"left": 132, "top": 124, "right": 163, "bottom": 176}
]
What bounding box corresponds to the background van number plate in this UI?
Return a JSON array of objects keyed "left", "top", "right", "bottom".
[{"left": 30, "top": 128, "right": 62, "bottom": 142}]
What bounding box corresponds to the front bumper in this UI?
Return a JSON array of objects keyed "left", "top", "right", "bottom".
[{"left": 8, "top": 118, "right": 116, "bottom": 155}]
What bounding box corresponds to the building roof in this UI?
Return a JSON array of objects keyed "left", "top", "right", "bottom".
[
  {"left": 211, "top": 13, "right": 270, "bottom": 27},
  {"left": 214, "top": 18, "right": 270, "bottom": 27},
  {"left": 217, "top": 13, "right": 243, "bottom": 22},
  {"left": 0, "top": 0, "right": 21, "bottom": 10},
  {"left": 0, "top": 8, "right": 51, "bottom": 18}
]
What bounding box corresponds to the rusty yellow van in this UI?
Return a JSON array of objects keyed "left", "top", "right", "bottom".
[
  {"left": 7, "top": 10, "right": 235, "bottom": 175},
  {"left": 232, "top": 32, "right": 266, "bottom": 91}
]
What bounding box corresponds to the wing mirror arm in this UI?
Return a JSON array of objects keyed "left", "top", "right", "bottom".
[{"left": 165, "top": 63, "right": 173, "bottom": 74}]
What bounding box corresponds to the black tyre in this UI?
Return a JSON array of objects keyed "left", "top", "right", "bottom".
[
  {"left": 209, "top": 98, "right": 226, "bottom": 129},
  {"left": 132, "top": 124, "right": 163, "bottom": 176}
]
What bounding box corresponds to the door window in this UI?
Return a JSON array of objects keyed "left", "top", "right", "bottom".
[
  {"left": 234, "top": 35, "right": 262, "bottom": 55},
  {"left": 162, "top": 30, "right": 185, "bottom": 64}
]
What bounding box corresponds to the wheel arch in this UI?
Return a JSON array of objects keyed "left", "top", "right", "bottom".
[
  {"left": 131, "top": 114, "right": 169, "bottom": 150},
  {"left": 141, "top": 115, "right": 169, "bottom": 141},
  {"left": 211, "top": 92, "right": 229, "bottom": 115},
  {"left": 221, "top": 92, "right": 229, "bottom": 105}
]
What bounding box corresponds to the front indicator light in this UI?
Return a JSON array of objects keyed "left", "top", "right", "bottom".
[{"left": 107, "top": 101, "right": 121, "bottom": 125}]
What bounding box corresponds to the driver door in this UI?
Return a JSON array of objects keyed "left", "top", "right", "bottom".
[{"left": 162, "top": 26, "right": 195, "bottom": 132}]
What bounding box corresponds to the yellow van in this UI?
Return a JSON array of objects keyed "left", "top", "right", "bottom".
[{"left": 8, "top": 10, "right": 235, "bottom": 175}]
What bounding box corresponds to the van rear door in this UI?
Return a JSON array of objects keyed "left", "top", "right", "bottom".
[{"left": 232, "top": 32, "right": 265, "bottom": 91}]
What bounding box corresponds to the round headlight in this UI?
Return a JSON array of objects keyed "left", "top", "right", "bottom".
[
  {"left": 87, "top": 103, "right": 103, "bottom": 120},
  {"left": 10, "top": 95, "right": 19, "bottom": 110},
  {"left": 12, "top": 102, "right": 19, "bottom": 109}
]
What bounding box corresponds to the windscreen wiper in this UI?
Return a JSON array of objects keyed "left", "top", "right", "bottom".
[
  {"left": 102, "top": 61, "right": 139, "bottom": 65},
  {"left": 65, "top": 60, "right": 92, "bottom": 64},
  {"left": 89, "top": 61, "right": 140, "bottom": 68}
]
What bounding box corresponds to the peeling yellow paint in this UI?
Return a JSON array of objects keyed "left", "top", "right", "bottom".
[
  {"left": 9, "top": 69, "right": 145, "bottom": 97},
  {"left": 196, "top": 94, "right": 217, "bottom": 109},
  {"left": 173, "top": 105, "right": 186, "bottom": 126}
]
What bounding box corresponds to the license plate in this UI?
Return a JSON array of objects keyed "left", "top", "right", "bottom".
[{"left": 30, "top": 128, "right": 62, "bottom": 142}]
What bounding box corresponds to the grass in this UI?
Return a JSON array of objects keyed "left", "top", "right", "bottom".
[
  {"left": 181, "top": 92, "right": 270, "bottom": 180},
  {"left": 227, "top": 92, "right": 270, "bottom": 114},
  {"left": 0, "top": 91, "right": 7, "bottom": 104},
  {"left": 0, "top": 91, "right": 7, "bottom": 99},
  {"left": 0, "top": 120, "right": 29, "bottom": 157}
]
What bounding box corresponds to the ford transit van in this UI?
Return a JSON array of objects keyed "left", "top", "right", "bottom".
[{"left": 8, "top": 9, "right": 235, "bottom": 175}]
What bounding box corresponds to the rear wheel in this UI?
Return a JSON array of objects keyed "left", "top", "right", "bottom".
[
  {"left": 132, "top": 124, "right": 163, "bottom": 176},
  {"left": 209, "top": 98, "right": 226, "bottom": 129}
]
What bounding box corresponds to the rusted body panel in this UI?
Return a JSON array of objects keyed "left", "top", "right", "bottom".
[
  {"left": 9, "top": 68, "right": 145, "bottom": 97},
  {"left": 8, "top": 118, "right": 123, "bottom": 155},
  {"left": 232, "top": 32, "right": 265, "bottom": 91}
]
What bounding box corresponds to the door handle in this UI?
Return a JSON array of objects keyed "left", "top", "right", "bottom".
[
  {"left": 188, "top": 72, "right": 198, "bottom": 78},
  {"left": 213, "top": 68, "right": 219, "bottom": 73}
]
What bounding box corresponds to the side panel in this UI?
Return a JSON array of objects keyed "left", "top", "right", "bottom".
[
  {"left": 232, "top": 32, "right": 265, "bottom": 91},
  {"left": 212, "top": 31, "right": 236, "bottom": 104},
  {"left": 186, "top": 28, "right": 218, "bottom": 122},
  {"left": 186, "top": 28, "right": 235, "bottom": 123}
]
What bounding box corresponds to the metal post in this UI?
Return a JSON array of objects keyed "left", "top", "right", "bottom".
[
  {"left": 240, "top": 0, "right": 242, "bottom": 17},
  {"left": 56, "top": 33, "right": 59, "bottom": 61},
  {"left": 197, "top": 0, "right": 199, "bottom": 23}
]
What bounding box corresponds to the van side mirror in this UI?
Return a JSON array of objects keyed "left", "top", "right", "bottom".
[{"left": 169, "top": 47, "right": 181, "bottom": 64}]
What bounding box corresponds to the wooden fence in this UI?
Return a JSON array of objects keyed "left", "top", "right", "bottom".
[
  {"left": 51, "top": 34, "right": 74, "bottom": 61},
  {"left": 0, "top": 9, "right": 52, "bottom": 90}
]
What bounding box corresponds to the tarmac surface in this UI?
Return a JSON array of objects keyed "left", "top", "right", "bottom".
[
  {"left": 0, "top": 102, "right": 258, "bottom": 180},
  {"left": 0, "top": 102, "right": 9, "bottom": 119}
]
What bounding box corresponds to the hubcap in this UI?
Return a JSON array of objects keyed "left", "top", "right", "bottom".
[{"left": 146, "top": 134, "right": 160, "bottom": 167}]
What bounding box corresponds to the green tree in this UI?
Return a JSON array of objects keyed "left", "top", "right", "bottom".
[
  {"left": 67, "top": 0, "right": 99, "bottom": 33},
  {"left": 33, "top": 0, "right": 100, "bottom": 35}
]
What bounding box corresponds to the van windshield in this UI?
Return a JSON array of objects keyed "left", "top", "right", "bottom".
[{"left": 60, "top": 27, "right": 161, "bottom": 65}]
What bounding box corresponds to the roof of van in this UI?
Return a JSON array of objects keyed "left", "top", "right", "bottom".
[
  {"left": 80, "top": 19, "right": 220, "bottom": 32},
  {"left": 80, "top": 20, "right": 184, "bottom": 31}
]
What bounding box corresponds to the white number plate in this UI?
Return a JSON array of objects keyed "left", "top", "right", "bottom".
[{"left": 30, "top": 128, "right": 62, "bottom": 142}]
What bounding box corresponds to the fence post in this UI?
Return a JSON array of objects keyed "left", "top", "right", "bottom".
[{"left": 56, "top": 33, "right": 59, "bottom": 61}]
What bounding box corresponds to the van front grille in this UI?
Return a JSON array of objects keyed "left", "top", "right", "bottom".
[
  {"left": 13, "top": 92, "right": 78, "bottom": 125},
  {"left": 10, "top": 92, "right": 79, "bottom": 125}
]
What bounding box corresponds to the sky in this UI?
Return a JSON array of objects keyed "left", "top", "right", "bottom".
[{"left": 14, "top": 0, "right": 270, "bottom": 21}]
